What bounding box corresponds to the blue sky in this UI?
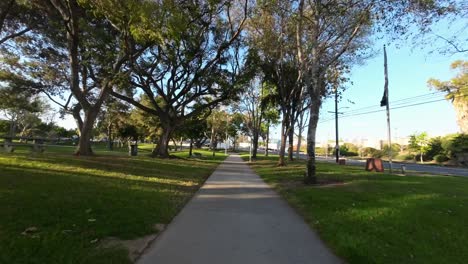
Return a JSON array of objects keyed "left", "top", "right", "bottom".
[{"left": 314, "top": 43, "right": 466, "bottom": 144}]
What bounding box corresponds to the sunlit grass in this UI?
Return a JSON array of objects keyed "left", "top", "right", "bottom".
[
  {"left": 0, "top": 146, "right": 226, "bottom": 263},
  {"left": 243, "top": 154, "right": 468, "bottom": 264}
]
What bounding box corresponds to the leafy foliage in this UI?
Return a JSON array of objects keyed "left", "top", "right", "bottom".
[{"left": 428, "top": 60, "right": 468, "bottom": 133}]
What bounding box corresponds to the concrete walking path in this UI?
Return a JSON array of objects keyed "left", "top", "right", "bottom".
[{"left": 138, "top": 154, "right": 341, "bottom": 264}]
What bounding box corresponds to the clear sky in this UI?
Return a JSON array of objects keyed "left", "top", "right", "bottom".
[{"left": 315, "top": 42, "right": 466, "bottom": 144}]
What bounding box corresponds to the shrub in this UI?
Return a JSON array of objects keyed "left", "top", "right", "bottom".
[
  {"left": 426, "top": 137, "right": 445, "bottom": 160},
  {"left": 402, "top": 154, "right": 415, "bottom": 161},
  {"left": 446, "top": 134, "right": 468, "bottom": 166},
  {"left": 434, "top": 154, "right": 449, "bottom": 163}
]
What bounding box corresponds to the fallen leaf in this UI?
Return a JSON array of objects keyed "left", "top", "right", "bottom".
[{"left": 21, "top": 226, "right": 38, "bottom": 236}]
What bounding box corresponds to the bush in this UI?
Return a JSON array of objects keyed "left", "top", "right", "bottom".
[
  {"left": 361, "top": 147, "right": 384, "bottom": 158},
  {"left": 402, "top": 154, "right": 415, "bottom": 161},
  {"left": 382, "top": 143, "right": 400, "bottom": 158},
  {"left": 447, "top": 134, "right": 468, "bottom": 166},
  {"left": 426, "top": 137, "right": 445, "bottom": 160},
  {"left": 434, "top": 154, "right": 449, "bottom": 163}
]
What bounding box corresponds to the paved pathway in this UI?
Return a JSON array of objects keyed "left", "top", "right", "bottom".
[{"left": 138, "top": 154, "right": 341, "bottom": 264}]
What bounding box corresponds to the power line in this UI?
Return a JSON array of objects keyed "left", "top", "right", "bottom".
[
  {"left": 319, "top": 94, "right": 467, "bottom": 123},
  {"left": 330, "top": 91, "right": 446, "bottom": 116},
  {"left": 328, "top": 88, "right": 467, "bottom": 117},
  {"left": 320, "top": 88, "right": 468, "bottom": 120}
]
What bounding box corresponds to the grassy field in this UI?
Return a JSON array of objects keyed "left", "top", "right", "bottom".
[
  {"left": 243, "top": 155, "right": 468, "bottom": 264},
  {"left": 0, "top": 145, "right": 226, "bottom": 264}
]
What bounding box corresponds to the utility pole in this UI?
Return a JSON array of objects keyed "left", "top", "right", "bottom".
[{"left": 334, "top": 87, "right": 339, "bottom": 163}]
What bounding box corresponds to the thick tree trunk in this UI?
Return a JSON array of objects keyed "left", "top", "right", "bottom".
[
  {"left": 152, "top": 126, "right": 172, "bottom": 158},
  {"left": 305, "top": 98, "right": 321, "bottom": 184},
  {"left": 252, "top": 131, "right": 259, "bottom": 159},
  {"left": 75, "top": 109, "right": 99, "bottom": 155}
]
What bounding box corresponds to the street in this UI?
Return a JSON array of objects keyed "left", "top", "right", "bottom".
[
  {"left": 316, "top": 156, "right": 468, "bottom": 177},
  {"left": 259, "top": 149, "right": 468, "bottom": 177}
]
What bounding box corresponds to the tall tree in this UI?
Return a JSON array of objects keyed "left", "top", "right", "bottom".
[
  {"left": 3, "top": 0, "right": 147, "bottom": 155},
  {"left": 294, "top": 0, "right": 459, "bottom": 183},
  {"left": 428, "top": 60, "right": 468, "bottom": 133},
  {"left": 238, "top": 78, "right": 264, "bottom": 159},
  {"left": 111, "top": 0, "right": 249, "bottom": 157},
  {"left": 39, "top": 0, "right": 138, "bottom": 155}
]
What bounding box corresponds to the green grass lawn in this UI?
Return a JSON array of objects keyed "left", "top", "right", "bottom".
[
  {"left": 243, "top": 155, "right": 468, "bottom": 264},
  {"left": 0, "top": 145, "right": 226, "bottom": 264}
]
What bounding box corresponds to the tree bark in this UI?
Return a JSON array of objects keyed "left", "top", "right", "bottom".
[
  {"left": 172, "top": 138, "right": 178, "bottom": 151},
  {"left": 9, "top": 119, "right": 16, "bottom": 137},
  {"left": 152, "top": 126, "right": 172, "bottom": 157},
  {"left": 296, "top": 131, "right": 302, "bottom": 159},
  {"left": 278, "top": 117, "right": 288, "bottom": 166},
  {"left": 75, "top": 109, "right": 100, "bottom": 155},
  {"left": 305, "top": 97, "right": 321, "bottom": 184},
  {"left": 265, "top": 123, "right": 269, "bottom": 156},
  {"left": 288, "top": 121, "right": 294, "bottom": 161},
  {"left": 107, "top": 123, "right": 113, "bottom": 150},
  {"left": 252, "top": 131, "right": 259, "bottom": 159},
  {"left": 189, "top": 138, "right": 193, "bottom": 156}
]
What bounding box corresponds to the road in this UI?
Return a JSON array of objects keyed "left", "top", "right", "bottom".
[
  {"left": 259, "top": 149, "right": 468, "bottom": 177},
  {"left": 314, "top": 156, "right": 468, "bottom": 177}
]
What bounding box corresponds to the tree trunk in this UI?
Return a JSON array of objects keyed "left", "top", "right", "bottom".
[
  {"left": 75, "top": 109, "right": 100, "bottom": 155},
  {"left": 278, "top": 117, "right": 288, "bottom": 166},
  {"left": 189, "top": 138, "right": 193, "bottom": 156},
  {"left": 152, "top": 126, "right": 172, "bottom": 158},
  {"left": 265, "top": 124, "right": 269, "bottom": 156},
  {"left": 172, "top": 138, "right": 178, "bottom": 151},
  {"left": 107, "top": 123, "right": 113, "bottom": 150},
  {"left": 9, "top": 119, "right": 16, "bottom": 137},
  {"left": 420, "top": 149, "right": 424, "bottom": 163},
  {"left": 296, "top": 110, "right": 305, "bottom": 159},
  {"left": 296, "top": 132, "right": 302, "bottom": 160},
  {"left": 288, "top": 122, "right": 294, "bottom": 161},
  {"left": 252, "top": 131, "right": 259, "bottom": 159},
  {"left": 305, "top": 97, "right": 321, "bottom": 184}
]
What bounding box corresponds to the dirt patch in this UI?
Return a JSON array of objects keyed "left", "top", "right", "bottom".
[{"left": 99, "top": 223, "right": 166, "bottom": 262}]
